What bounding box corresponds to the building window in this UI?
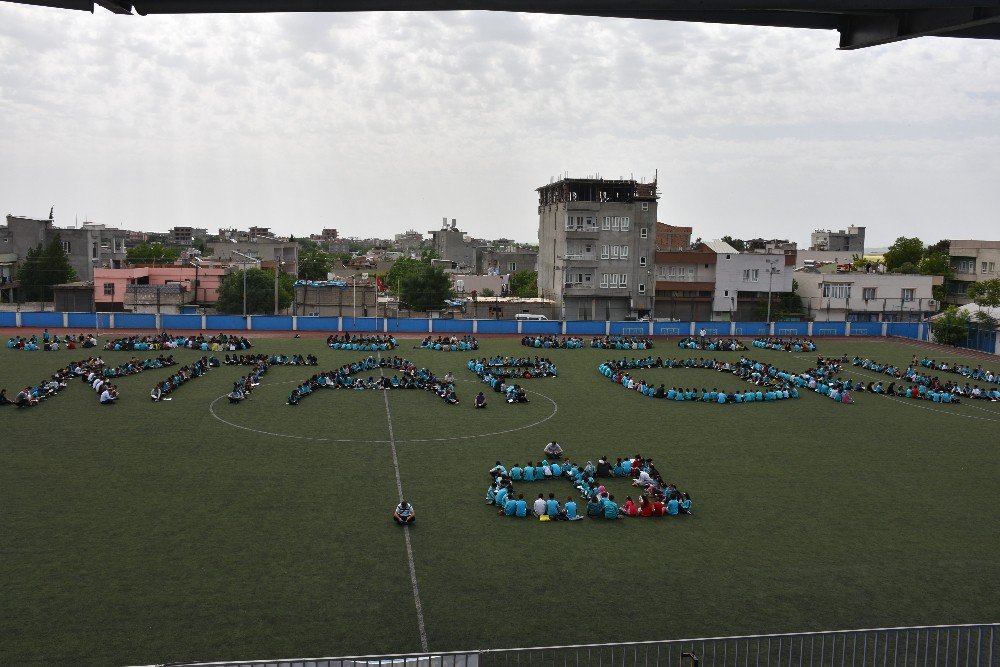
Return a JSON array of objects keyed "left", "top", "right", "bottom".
[
  {"left": 725, "top": 254, "right": 731, "bottom": 260},
  {"left": 455, "top": 279, "right": 464, "bottom": 292},
  {"left": 103, "top": 283, "right": 115, "bottom": 296},
  {"left": 600, "top": 245, "right": 610, "bottom": 259},
  {"left": 610, "top": 245, "right": 620, "bottom": 259},
  {"left": 640, "top": 227, "right": 648, "bottom": 238},
  {"left": 901, "top": 288, "right": 915, "bottom": 302},
  {"left": 600, "top": 273, "right": 610, "bottom": 288},
  {"left": 742, "top": 269, "right": 759, "bottom": 282},
  {"left": 507, "top": 262, "right": 516, "bottom": 272},
  {"left": 610, "top": 217, "right": 620, "bottom": 231},
  {"left": 862, "top": 287, "right": 876, "bottom": 300},
  {"left": 822, "top": 283, "right": 851, "bottom": 299},
  {"left": 620, "top": 217, "right": 630, "bottom": 231},
  {"left": 620, "top": 273, "right": 628, "bottom": 287},
  {"left": 954, "top": 259, "right": 974, "bottom": 274},
  {"left": 620, "top": 245, "right": 629, "bottom": 258},
  {"left": 602, "top": 217, "right": 611, "bottom": 231},
  {"left": 639, "top": 256, "right": 646, "bottom": 267},
  {"left": 61, "top": 240, "right": 71, "bottom": 253},
  {"left": 983, "top": 261, "right": 996, "bottom": 274},
  {"left": 641, "top": 202, "right": 649, "bottom": 211},
  {"left": 638, "top": 283, "right": 646, "bottom": 294}
]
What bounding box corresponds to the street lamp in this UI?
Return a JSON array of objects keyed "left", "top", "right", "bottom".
[
  {"left": 187, "top": 256, "right": 204, "bottom": 306},
  {"left": 231, "top": 250, "right": 259, "bottom": 318},
  {"left": 765, "top": 257, "right": 781, "bottom": 324}
]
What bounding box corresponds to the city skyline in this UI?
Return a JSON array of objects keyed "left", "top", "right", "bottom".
[{"left": 1, "top": 5, "right": 998, "bottom": 249}]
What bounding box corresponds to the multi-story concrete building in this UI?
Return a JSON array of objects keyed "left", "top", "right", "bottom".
[
  {"left": 946, "top": 239, "right": 1000, "bottom": 305},
  {"left": 1, "top": 214, "right": 128, "bottom": 283},
  {"left": 795, "top": 264, "right": 939, "bottom": 321},
  {"left": 810, "top": 226, "right": 866, "bottom": 253},
  {"left": 428, "top": 219, "right": 477, "bottom": 271},
  {"left": 655, "top": 223, "right": 693, "bottom": 251},
  {"left": 477, "top": 244, "right": 538, "bottom": 276},
  {"left": 654, "top": 240, "right": 795, "bottom": 321},
  {"left": 537, "top": 177, "right": 658, "bottom": 320},
  {"left": 169, "top": 226, "right": 208, "bottom": 246},
  {"left": 208, "top": 240, "right": 298, "bottom": 277},
  {"left": 93, "top": 265, "right": 232, "bottom": 311}
]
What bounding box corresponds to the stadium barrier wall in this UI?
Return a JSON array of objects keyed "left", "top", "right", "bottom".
[
  {"left": 2, "top": 312, "right": 946, "bottom": 346},
  {"left": 152, "top": 623, "right": 998, "bottom": 667}
]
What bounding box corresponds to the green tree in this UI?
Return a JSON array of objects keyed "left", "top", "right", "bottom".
[
  {"left": 298, "top": 247, "right": 332, "bottom": 280},
  {"left": 16, "top": 234, "right": 77, "bottom": 301},
  {"left": 385, "top": 257, "right": 426, "bottom": 294},
  {"left": 127, "top": 243, "right": 181, "bottom": 264},
  {"left": 480, "top": 288, "right": 495, "bottom": 297},
  {"left": 967, "top": 278, "right": 1000, "bottom": 310},
  {"left": 924, "top": 239, "right": 950, "bottom": 257},
  {"left": 918, "top": 252, "right": 952, "bottom": 278},
  {"left": 215, "top": 268, "right": 294, "bottom": 314},
  {"left": 400, "top": 264, "right": 452, "bottom": 311},
  {"left": 883, "top": 237, "right": 924, "bottom": 271},
  {"left": 931, "top": 306, "right": 972, "bottom": 347},
  {"left": 721, "top": 236, "right": 746, "bottom": 252},
  {"left": 510, "top": 270, "right": 538, "bottom": 297}
]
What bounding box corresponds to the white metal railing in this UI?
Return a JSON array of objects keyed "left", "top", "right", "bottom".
[{"left": 143, "top": 623, "right": 998, "bottom": 667}]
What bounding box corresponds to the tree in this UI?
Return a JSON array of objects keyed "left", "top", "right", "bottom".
[
  {"left": 16, "top": 234, "right": 77, "bottom": 301},
  {"left": 721, "top": 236, "right": 746, "bottom": 252},
  {"left": 968, "top": 278, "right": 1000, "bottom": 310},
  {"left": 510, "top": 270, "right": 538, "bottom": 297},
  {"left": 918, "top": 252, "right": 952, "bottom": 278},
  {"left": 883, "top": 237, "right": 924, "bottom": 271},
  {"left": 400, "top": 264, "right": 452, "bottom": 311},
  {"left": 298, "top": 247, "right": 332, "bottom": 280},
  {"left": 931, "top": 306, "right": 972, "bottom": 347},
  {"left": 752, "top": 279, "right": 803, "bottom": 321},
  {"left": 385, "top": 257, "right": 426, "bottom": 293},
  {"left": 215, "top": 268, "right": 294, "bottom": 314},
  {"left": 924, "top": 239, "right": 950, "bottom": 257},
  {"left": 480, "top": 288, "right": 495, "bottom": 297},
  {"left": 127, "top": 243, "right": 181, "bottom": 264}
]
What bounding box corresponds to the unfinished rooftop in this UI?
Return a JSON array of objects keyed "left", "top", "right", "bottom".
[{"left": 537, "top": 177, "right": 658, "bottom": 207}]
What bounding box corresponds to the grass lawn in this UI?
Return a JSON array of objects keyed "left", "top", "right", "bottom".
[{"left": 1, "top": 334, "right": 998, "bottom": 666}]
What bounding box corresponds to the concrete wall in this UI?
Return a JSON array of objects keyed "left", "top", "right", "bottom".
[
  {"left": 796, "top": 271, "right": 936, "bottom": 321},
  {"left": 714, "top": 253, "right": 794, "bottom": 314}
]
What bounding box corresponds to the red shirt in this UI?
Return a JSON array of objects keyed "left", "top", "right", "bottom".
[{"left": 652, "top": 502, "right": 665, "bottom": 516}]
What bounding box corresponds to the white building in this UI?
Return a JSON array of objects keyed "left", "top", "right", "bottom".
[{"left": 795, "top": 265, "right": 939, "bottom": 322}]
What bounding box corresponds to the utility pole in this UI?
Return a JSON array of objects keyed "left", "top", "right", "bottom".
[
  {"left": 273, "top": 250, "right": 280, "bottom": 315},
  {"left": 765, "top": 257, "right": 780, "bottom": 324},
  {"left": 231, "top": 250, "right": 257, "bottom": 319}
]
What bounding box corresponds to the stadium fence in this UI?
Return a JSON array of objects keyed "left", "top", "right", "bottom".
[{"left": 145, "top": 623, "right": 998, "bottom": 667}]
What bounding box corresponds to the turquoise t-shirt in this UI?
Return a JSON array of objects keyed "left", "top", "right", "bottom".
[
  {"left": 546, "top": 499, "right": 559, "bottom": 516},
  {"left": 504, "top": 499, "right": 517, "bottom": 516},
  {"left": 515, "top": 500, "right": 528, "bottom": 517},
  {"left": 565, "top": 501, "right": 578, "bottom": 519},
  {"left": 603, "top": 501, "right": 619, "bottom": 519}
]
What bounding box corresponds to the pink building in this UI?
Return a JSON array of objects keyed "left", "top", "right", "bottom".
[{"left": 94, "top": 266, "right": 231, "bottom": 310}]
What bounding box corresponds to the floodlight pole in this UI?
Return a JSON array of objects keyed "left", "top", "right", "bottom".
[
  {"left": 765, "top": 257, "right": 780, "bottom": 324},
  {"left": 231, "top": 250, "right": 257, "bottom": 319}
]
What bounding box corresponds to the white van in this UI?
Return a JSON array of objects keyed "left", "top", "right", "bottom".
[{"left": 515, "top": 313, "right": 548, "bottom": 321}]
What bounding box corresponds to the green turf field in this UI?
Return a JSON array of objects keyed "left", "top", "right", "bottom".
[{"left": 1, "top": 335, "right": 998, "bottom": 666}]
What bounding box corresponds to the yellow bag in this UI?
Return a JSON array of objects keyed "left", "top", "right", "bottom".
[{"left": 539, "top": 515, "right": 551, "bottom": 522}]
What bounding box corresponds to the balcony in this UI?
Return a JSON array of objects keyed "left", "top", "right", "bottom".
[
  {"left": 563, "top": 253, "right": 599, "bottom": 267},
  {"left": 563, "top": 282, "right": 599, "bottom": 296},
  {"left": 564, "top": 225, "right": 600, "bottom": 239}
]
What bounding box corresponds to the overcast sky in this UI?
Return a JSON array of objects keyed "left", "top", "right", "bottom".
[{"left": 0, "top": 4, "right": 998, "bottom": 248}]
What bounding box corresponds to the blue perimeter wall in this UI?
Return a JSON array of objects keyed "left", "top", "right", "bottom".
[{"left": 0, "top": 312, "right": 946, "bottom": 347}]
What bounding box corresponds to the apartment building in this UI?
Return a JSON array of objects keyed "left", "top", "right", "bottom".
[
  {"left": 537, "top": 177, "right": 658, "bottom": 320},
  {"left": 795, "top": 265, "right": 938, "bottom": 321},
  {"left": 810, "top": 226, "right": 866, "bottom": 253},
  {"left": 2, "top": 214, "right": 128, "bottom": 282},
  {"left": 947, "top": 239, "right": 1000, "bottom": 305}
]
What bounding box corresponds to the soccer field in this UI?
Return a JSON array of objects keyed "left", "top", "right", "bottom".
[{"left": 1, "top": 334, "right": 998, "bottom": 666}]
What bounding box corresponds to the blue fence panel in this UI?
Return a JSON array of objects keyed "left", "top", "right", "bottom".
[
  {"left": 476, "top": 319, "right": 518, "bottom": 334},
  {"left": 115, "top": 313, "right": 157, "bottom": 329},
  {"left": 430, "top": 319, "right": 475, "bottom": 334},
  {"left": 205, "top": 315, "right": 245, "bottom": 330},
  {"left": 772, "top": 321, "right": 809, "bottom": 336},
  {"left": 849, "top": 322, "right": 881, "bottom": 336},
  {"left": 692, "top": 321, "right": 727, "bottom": 336},
  {"left": 733, "top": 322, "right": 769, "bottom": 336},
  {"left": 653, "top": 321, "right": 687, "bottom": 336},
  {"left": 389, "top": 318, "right": 430, "bottom": 333},
  {"left": 252, "top": 316, "right": 293, "bottom": 331},
  {"left": 0, "top": 312, "right": 16, "bottom": 326},
  {"left": 20, "top": 312, "right": 64, "bottom": 328},
  {"left": 607, "top": 321, "right": 648, "bottom": 335},
  {"left": 341, "top": 317, "right": 382, "bottom": 332},
  {"left": 160, "top": 314, "right": 203, "bottom": 330},
  {"left": 812, "top": 321, "right": 846, "bottom": 336},
  {"left": 520, "top": 320, "right": 561, "bottom": 335},
  {"left": 296, "top": 316, "right": 340, "bottom": 332},
  {"left": 886, "top": 322, "right": 919, "bottom": 339},
  {"left": 565, "top": 320, "right": 606, "bottom": 335},
  {"left": 67, "top": 312, "right": 96, "bottom": 328}
]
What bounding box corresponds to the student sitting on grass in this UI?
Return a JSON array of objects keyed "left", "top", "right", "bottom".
[
  {"left": 99, "top": 385, "right": 118, "bottom": 405},
  {"left": 602, "top": 494, "right": 620, "bottom": 520},
  {"left": 228, "top": 388, "right": 246, "bottom": 404},
  {"left": 532, "top": 493, "right": 546, "bottom": 518},
  {"left": 621, "top": 496, "right": 638, "bottom": 517},
  {"left": 564, "top": 497, "right": 582, "bottom": 520},
  {"left": 545, "top": 493, "right": 560, "bottom": 518},
  {"left": 475, "top": 392, "right": 487, "bottom": 409},
  {"left": 543, "top": 440, "right": 564, "bottom": 459},
  {"left": 393, "top": 500, "right": 415, "bottom": 525}
]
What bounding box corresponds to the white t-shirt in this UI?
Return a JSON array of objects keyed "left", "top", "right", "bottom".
[
  {"left": 533, "top": 498, "right": 546, "bottom": 516},
  {"left": 395, "top": 503, "right": 412, "bottom": 517},
  {"left": 100, "top": 389, "right": 114, "bottom": 403}
]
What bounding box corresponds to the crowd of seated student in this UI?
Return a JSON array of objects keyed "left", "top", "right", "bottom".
[
  {"left": 752, "top": 337, "right": 817, "bottom": 352},
  {"left": 520, "top": 336, "right": 585, "bottom": 349},
  {"left": 485, "top": 454, "right": 692, "bottom": 521},
  {"left": 467, "top": 356, "right": 557, "bottom": 380},
  {"left": 149, "top": 356, "right": 215, "bottom": 401},
  {"left": 598, "top": 356, "right": 800, "bottom": 404},
  {"left": 677, "top": 337, "right": 746, "bottom": 351},
  {"left": 417, "top": 335, "right": 479, "bottom": 351},
  {"left": 851, "top": 356, "right": 976, "bottom": 403},
  {"left": 104, "top": 333, "right": 251, "bottom": 352},
  {"left": 6, "top": 355, "right": 175, "bottom": 409},
  {"left": 7, "top": 331, "right": 98, "bottom": 351},
  {"left": 589, "top": 336, "right": 653, "bottom": 350},
  {"left": 916, "top": 356, "right": 1000, "bottom": 387},
  {"left": 224, "top": 353, "right": 317, "bottom": 366},
  {"left": 326, "top": 333, "right": 397, "bottom": 351},
  {"left": 286, "top": 356, "right": 458, "bottom": 405},
  {"left": 226, "top": 359, "right": 271, "bottom": 403}
]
